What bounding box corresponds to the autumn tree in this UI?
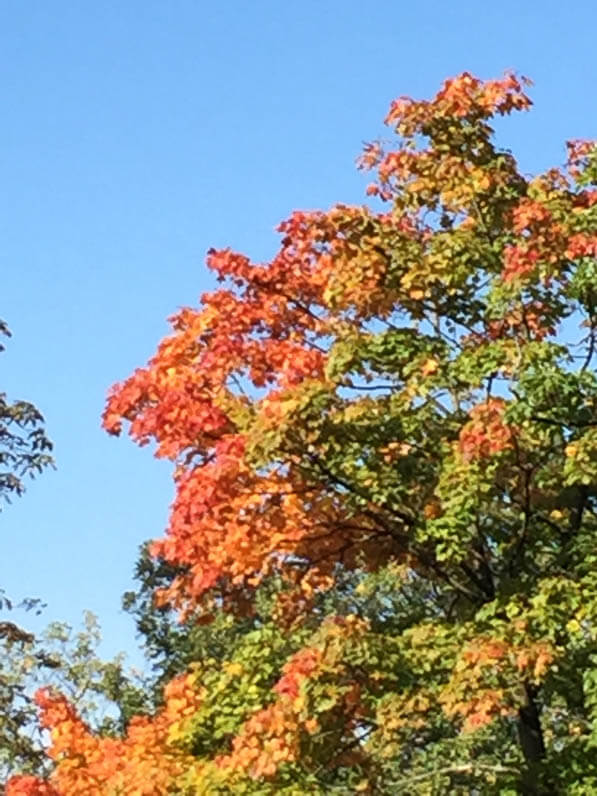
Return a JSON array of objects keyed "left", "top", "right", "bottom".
[{"left": 10, "top": 72, "right": 597, "bottom": 794}]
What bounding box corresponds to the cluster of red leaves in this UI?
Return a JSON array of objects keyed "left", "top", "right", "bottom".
[
  {"left": 502, "top": 245, "right": 541, "bottom": 283},
  {"left": 566, "top": 232, "right": 597, "bottom": 259},
  {"left": 459, "top": 399, "right": 516, "bottom": 461},
  {"left": 503, "top": 228, "right": 597, "bottom": 284},
  {"left": 6, "top": 777, "right": 58, "bottom": 796},
  {"left": 566, "top": 139, "right": 597, "bottom": 180},
  {"left": 512, "top": 198, "right": 553, "bottom": 234},
  {"left": 501, "top": 164, "right": 597, "bottom": 284},
  {"left": 148, "top": 435, "right": 373, "bottom": 616}
]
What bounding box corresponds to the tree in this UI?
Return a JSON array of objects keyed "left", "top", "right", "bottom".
[
  {"left": 10, "top": 72, "right": 597, "bottom": 793},
  {"left": 0, "top": 318, "right": 57, "bottom": 783}
]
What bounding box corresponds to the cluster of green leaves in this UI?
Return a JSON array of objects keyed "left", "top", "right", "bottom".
[{"left": 0, "top": 320, "right": 53, "bottom": 507}]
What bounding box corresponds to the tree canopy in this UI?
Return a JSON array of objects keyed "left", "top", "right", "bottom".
[{"left": 8, "top": 72, "right": 597, "bottom": 794}]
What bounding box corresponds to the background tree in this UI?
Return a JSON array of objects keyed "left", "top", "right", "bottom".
[
  {"left": 1, "top": 318, "right": 56, "bottom": 783},
  {"left": 10, "top": 72, "right": 597, "bottom": 794}
]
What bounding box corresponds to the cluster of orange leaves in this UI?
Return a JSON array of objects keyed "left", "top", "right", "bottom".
[
  {"left": 364, "top": 72, "right": 532, "bottom": 208},
  {"left": 6, "top": 674, "right": 202, "bottom": 795},
  {"left": 384, "top": 72, "right": 532, "bottom": 137},
  {"left": 441, "top": 636, "right": 555, "bottom": 733},
  {"left": 484, "top": 300, "right": 555, "bottom": 342}
]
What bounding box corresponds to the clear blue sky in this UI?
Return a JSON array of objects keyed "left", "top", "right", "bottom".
[{"left": 2, "top": 0, "right": 596, "bottom": 662}]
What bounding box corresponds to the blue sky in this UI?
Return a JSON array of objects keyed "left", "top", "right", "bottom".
[{"left": 2, "top": 0, "right": 596, "bottom": 662}]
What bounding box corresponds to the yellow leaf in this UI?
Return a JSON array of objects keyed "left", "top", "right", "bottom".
[
  {"left": 293, "top": 695, "right": 306, "bottom": 712},
  {"left": 566, "top": 619, "right": 581, "bottom": 634},
  {"left": 421, "top": 358, "right": 439, "bottom": 377}
]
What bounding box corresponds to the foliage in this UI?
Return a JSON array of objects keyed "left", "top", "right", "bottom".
[
  {"left": 0, "top": 320, "right": 53, "bottom": 507},
  {"left": 0, "top": 316, "right": 58, "bottom": 785},
  {"left": 0, "top": 611, "right": 149, "bottom": 786},
  {"left": 121, "top": 543, "right": 261, "bottom": 706},
  {"left": 9, "top": 72, "right": 597, "bottom": 793}
]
